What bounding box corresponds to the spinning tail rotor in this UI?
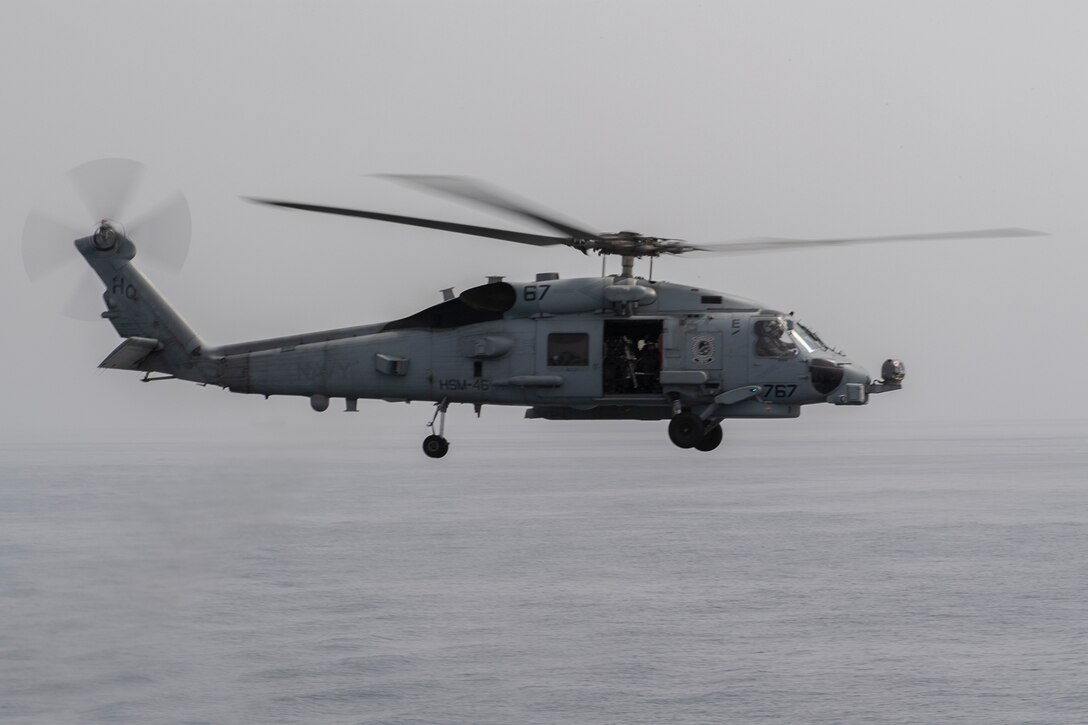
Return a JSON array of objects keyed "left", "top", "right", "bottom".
[{"left": 22, "top": 158, "right": 192, "bottom": 320}]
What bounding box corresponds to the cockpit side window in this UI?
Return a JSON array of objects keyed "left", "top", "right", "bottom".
[{"left": 754, "top": 318, "right": 797, "bottom": 358}]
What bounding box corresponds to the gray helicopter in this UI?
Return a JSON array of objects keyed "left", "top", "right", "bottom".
[{"left": 26, "top": 161, "right": 1043, "bottom": 457}]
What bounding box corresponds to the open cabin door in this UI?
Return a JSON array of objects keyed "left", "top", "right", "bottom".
[{"left": 602, "top": 319, "right": 663, "bottom": 396}]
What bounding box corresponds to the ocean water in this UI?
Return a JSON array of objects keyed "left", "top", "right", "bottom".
[{"left": 1, "top": 420, "right": 1086, "bottom": 724}]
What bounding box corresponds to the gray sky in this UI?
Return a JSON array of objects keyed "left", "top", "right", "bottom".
[{"left": 3, "top": 1, "right": 1086, "bottom": 442}]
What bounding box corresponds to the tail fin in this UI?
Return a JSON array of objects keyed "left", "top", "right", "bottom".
[{"left": 77, "top": 224, "right": 207, "bottom": 381}]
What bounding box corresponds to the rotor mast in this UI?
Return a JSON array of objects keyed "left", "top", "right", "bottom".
[{"left": 601, "top": 253, "right": 651, "bottom": 280}]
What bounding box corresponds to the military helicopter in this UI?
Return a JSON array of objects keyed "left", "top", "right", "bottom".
[{"left": 24, "top": 160, "right": 1043, "bottom": 457}]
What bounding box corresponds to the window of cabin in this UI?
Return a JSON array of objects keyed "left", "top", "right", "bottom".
[{"left": 547, "top": 333, "right": 589, "bottom": 366}]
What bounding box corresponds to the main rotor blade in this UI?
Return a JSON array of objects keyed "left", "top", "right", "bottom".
[
  {"left": 248, "top": 198, "right": 572, "bottom": 247},
  {"left": 68, "top": 158, "right": 146, "bottom": 222},
  {"left": 127, "top": 191, "right": 192, "bottom": 270},
  {"left": 379, "top": 175, "right": 603, "bottom": 241},
  {"left": 698, "top": 227, "right": 1047, "bottom": 254},
  {"left": 22, "top": 210, "right": 83, "bottom": 281}
]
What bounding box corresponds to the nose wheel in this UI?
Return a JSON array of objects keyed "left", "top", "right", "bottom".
[{"left": 423, "top": 399, "right": 451, "bottom": 458}]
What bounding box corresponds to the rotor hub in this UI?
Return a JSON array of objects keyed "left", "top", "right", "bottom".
[
  {"left": 593, "top": 232, "right": 700, "bottom": 258},
  {"left": 93, "top": 220, "right": 121, "bottom": 251}
]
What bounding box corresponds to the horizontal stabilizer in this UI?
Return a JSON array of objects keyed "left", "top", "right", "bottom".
[{"left": 99, "top": 336, "right": 163, "bottom": 370}]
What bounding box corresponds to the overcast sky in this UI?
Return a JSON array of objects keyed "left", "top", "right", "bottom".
[{"left": 3, "top": 1, "right": 1086, "bottom": 443}]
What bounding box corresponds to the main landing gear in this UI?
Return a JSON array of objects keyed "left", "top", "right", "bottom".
[
  {"left": 668, "top": 411, "right": 722, "bottom": 452},
  {"left": 423, "top": 399, "right": 450, "bottom": 458}
]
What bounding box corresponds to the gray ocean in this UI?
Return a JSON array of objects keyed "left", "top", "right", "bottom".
[{"left": 2, "top": 420, "right": 1086, "bottom": 724}]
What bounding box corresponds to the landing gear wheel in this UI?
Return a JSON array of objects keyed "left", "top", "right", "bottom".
[
  {"left": 694, "top": 424, "right": 723, "bottom": 452},
  {"left": 422, "top": 434, "right": 449, "bottom": 458},
  {"left": 668, "top": 412, "right": 705, "bottom": 449}
]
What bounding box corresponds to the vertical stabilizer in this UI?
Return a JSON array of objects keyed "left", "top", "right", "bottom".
[{"left": 76, "top": 224, "right": 206, "bottom": 380}]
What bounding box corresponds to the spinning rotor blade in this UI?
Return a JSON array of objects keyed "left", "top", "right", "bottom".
[
  {"left": 22, "top": 210, "right": 84, "bottom": 281},
  {"left": 23, "top": 158, "right": 192, "bottom": 321},
  {"left": 61, "top": 270, "right": 107, "bottom": 322},
  {"left": 698, "top": 227, "right": 1047, "bottom": 254},
  {"left": 250, "top": 177, "right": 1047, "bottom": 263},
  {"left": 248, "top": 198, "right": 572, "bottom": 247},
  {"left": 68, "top": 158, "right": 146, "bottom": 223},
  {"left": 379, "top": 175, "right": 603, "bottom": 241},
  {"left": 127, "top": 191, "right": 192, "bottom": 270}
]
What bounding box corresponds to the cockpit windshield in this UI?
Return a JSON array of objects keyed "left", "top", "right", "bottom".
[
  {"left": 755, "top": 317, "right": 797, "bottom": 358},
  {"left": 755, "top": 318, "right": 831, "bottom": 358},
  {"left": 790, "top": 323, "right": 828, "bottom": 354}
]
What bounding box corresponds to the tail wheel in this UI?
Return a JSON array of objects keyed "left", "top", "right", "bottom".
[
  {"left": 668, "top": 412, "right": 705, "bottom": 449},
  {"left": 422, "top": 434, "right": 450, "bottom": 458}
]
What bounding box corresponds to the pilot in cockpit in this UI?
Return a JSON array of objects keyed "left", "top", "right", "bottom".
[{"left": 755, "top": 318, "right": 797, "bottom": 358}]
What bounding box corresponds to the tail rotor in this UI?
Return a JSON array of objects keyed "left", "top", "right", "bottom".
[{"left": 21, "top": 158, "right": 192, "bottom": 321}]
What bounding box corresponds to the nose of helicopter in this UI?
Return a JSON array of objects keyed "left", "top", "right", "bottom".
[{"left": 826, "top": 361, "right": 872, "bottom": 405}]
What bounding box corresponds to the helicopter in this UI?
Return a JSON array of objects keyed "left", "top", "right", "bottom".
[{"left": 24, "top": 160, "right": 1044, "bottom": 458}]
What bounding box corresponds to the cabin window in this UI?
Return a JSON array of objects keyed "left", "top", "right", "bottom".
[{"left": 548, "top": 333, "right": 589, "bottom": 366}]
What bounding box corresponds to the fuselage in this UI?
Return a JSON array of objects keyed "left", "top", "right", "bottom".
[{"left": 200, "top": 275, "right": 874, "bottom": 420}]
